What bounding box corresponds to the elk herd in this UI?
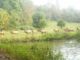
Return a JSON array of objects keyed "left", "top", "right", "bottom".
[
  {"left": 0, "top": 27, "right": 80, "bottom": 35},
  {"left": 0, "top": 29, "right": 47, "bottom": 35}
]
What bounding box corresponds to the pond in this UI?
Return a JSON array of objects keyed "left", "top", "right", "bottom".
[
  {"left": 60, "top": 40, "right": 80, "bottom": 60},
  {"left": 26, "top": 40, "right": 80, "bottom": 60},
  {"left": 20, "top": 40, "right": 80, "bottom": 60},
  {"left": 0, "top": 40, "right": 79, "bottom": 60},
  {"left": 50, "top": 40, "right": 80, "bottom": 60}
]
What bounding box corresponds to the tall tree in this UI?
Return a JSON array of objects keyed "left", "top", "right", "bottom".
[
  {"left": 0, "top": 8, "right": 10, "bottom": 30},
  {"left": 57, "top": 20, "right": 65, "bottom": 29},
  {"left": 32, "top": 12, "right": 46, "bottom": 29},
  {"left": 21, "top": 0, "right": 34, "bottom": 26},
  {"left": 0, "top": 0, "right": 22, "bottom": 29}
]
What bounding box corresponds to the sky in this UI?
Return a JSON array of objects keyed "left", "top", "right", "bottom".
[{"left": 32, "top": 0, "right": 80, "bottom": 10}]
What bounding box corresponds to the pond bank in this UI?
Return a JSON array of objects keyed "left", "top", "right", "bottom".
[
  {"left": 0, "top": 41, "right": 65, "bottom": 60},
  {"left": 0, "top": 31, "right": 80, "bottom": 43}
]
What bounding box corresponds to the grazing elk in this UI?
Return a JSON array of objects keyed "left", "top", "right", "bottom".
[
  {"left": 32, "top": 30, "right": 38, "bottom": 33},
  {"left": 10, "top": 31, "right": 19, "bottom": 34},
  {"left": 64, "top": 28, "right": 74, "bottom": 32},
  {"left": 38, "top": 29, "right": 47, "bottom": 34},
  {"left": 53, "top": 29, "right": 59, "bottom": 32},
  {"left": 24, "top": 30, "right": 33, "bottom": 34},
  {"left": 0, "top": 31, "right": 5, "bottom": 35}
]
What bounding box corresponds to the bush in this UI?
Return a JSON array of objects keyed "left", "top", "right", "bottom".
[
  {"left": 32, "top": 12, "right": 46, "bottom": 29},
  {"left": 57, "top": 20, "right": 65, "bottom": 29}
]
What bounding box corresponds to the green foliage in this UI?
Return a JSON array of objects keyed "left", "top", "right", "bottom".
[
  {"left": 57, "top": 20, "right": 65, "bottom": 28},
  {"left": 0, "top": 8, "right": 10, "bottom": 30},
  {"left": 0, "top": 31, "right": 76, "bottom": 43},
  {"left": 75, "top": 31, "right": 80, "bottom": 41},
  {"left": 0, "top": 0, "right": 34, "bottom": 30},
  {"left": 0, "top": 0, "right": 22, "bottom": 30},
  {"left": 36, "top": 5, "right": 80, "bottom": 23},
  {"left": 0, "top": 43, "right": 63, "bottom": 60},
  {"left": 21, "top": 0, "right": 34, "bottom": 25},
  {"left": 0, "top": 0, "right": 79, "bottom": 30},
  {"left": 32, "top": 12, "right": 46, "bottom": 29}
]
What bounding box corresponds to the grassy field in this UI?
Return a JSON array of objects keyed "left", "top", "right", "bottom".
[
  {"left": 45, "top": 21, "right": 80, "bottom": 32},
  {"left": 0, "top": 21, "right": 79, "bottom": 43}
]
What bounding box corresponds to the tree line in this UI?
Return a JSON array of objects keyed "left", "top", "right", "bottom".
[{"left": 0, "top": 0, "right": 79, "bottom": 30}]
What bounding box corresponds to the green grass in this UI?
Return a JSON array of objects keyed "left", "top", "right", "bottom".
[
  {"left": 0, "top": 21, "right": 79, "bottom": 42},
  {"left": 0, "top": 43, "right": 63, "bottom": 60},
  {"left": 45, "top": 21, "right": 80, "bottom": 32},
  {"left": 0, "top": 31, "right": 77, "bottom": 43}
]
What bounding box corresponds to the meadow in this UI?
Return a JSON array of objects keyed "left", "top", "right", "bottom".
[{"left": 0, "top": 21, "right": 79, "bottom": 42}]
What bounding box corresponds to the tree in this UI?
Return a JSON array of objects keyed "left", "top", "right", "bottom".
[
  {"left": 32, "top": 12, "right": 46, "bottom": 29},
  {"left": 57, "top": 20, "right": 65, "bottom": 29},
  {"left": 0, "top": 0, "right": 23, "bottom": 29},
  {"left": 0, "top": 0, "right": 35, "bottom": 30},
  {"left": 0, "top": 8, "right": 10, "bottom": 30},
  {"left": 20, "top": 0, "right": 34, "bottom": 26}
]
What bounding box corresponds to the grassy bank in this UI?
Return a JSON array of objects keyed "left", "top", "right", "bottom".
[
  {"left": 0, "top": 43, "right": 63, "bottom": 60},
  {"left": 0, "top": 31, "right": 78, "bottom": 43}
]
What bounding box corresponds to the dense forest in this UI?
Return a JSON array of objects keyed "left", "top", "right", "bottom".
[{"left": 0, "top": 0, "right": 80, "bottom": 30}]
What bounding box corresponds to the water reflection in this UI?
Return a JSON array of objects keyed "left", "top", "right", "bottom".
[{"left": 60, "top": 40, "right": 80, "bottom": 60}]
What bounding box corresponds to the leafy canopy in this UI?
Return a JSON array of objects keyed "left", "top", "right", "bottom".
[
  {"left": 57, "top": 20, "right": 65, "bottom": 28},
  {"left": 32, "top": 12, "right": 46, "bottom": 29}
]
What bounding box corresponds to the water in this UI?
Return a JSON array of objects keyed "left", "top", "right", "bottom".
[
  {"left": 29, "top": 40, "right": 80, "bottom": 60},
  {"left": 28, "top": 40, "right": 80, "bottom": 60},
  {"left": 57, "top": 40, "right": 80, "bottom": 60},
  {"left": 0, "top": 40, "right": 79, "bottom": 60}
]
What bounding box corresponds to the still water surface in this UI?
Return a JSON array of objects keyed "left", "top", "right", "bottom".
[
  {"left": 5, "top": 40, "right": 80, "bottom": 60},
  {"left": 53, "top": 40, "right": 80, "bottom": 60}
]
